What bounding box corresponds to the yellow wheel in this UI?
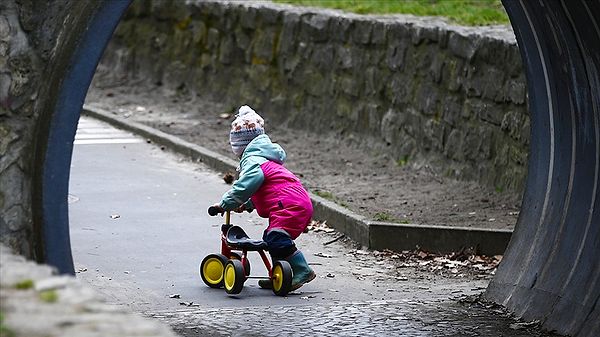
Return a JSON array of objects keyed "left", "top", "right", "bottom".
[
  {"left": 272, "top": 260, "right": 292, "bottom": 296},
  {"left": 199, "top": 254, "right": 228, "bottom": 288},
  {"left": 229, "top": 252, "right": 251, "bottom": 277},
  {"left": 224, "top": 259, "right": 245, "bottom": 294}
]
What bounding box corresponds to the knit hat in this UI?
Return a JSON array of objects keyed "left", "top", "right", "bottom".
[{"left": 229, "top": 105, "right": 265, "bottom": 157}]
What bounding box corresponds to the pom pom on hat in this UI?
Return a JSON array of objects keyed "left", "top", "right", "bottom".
[{"left": 230, "top": 105, "right": 265, "bottom": 157}]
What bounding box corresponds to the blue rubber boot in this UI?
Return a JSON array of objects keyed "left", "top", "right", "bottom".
[{"left": 287, "top": 251, "right": 316, "bottom": 291}]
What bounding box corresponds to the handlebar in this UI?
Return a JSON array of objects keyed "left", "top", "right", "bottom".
[
  {"left": 208, "top": 206, "right": 223, "bottom": 216},
  {"left": 208, "top": 206, "right": 252, "bottom": 216}
]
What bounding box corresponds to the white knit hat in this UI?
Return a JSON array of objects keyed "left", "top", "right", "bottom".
[{"left": 229, "top": 105, "right": 265, "bottom": 157}]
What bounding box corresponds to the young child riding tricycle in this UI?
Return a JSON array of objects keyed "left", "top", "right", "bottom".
[{"left": 201, "top": 105, "right": 316, "bottom": 295}]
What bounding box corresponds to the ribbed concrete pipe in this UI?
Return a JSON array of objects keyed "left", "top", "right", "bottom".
[
  {"left": 30, "top": 1, "right": 598, "bottom": 336},
  {"left": 486, "top": 1, "right": 599, "bottom": 336}
]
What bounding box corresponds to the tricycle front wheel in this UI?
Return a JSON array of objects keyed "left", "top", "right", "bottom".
[
  {"left": 224, "top": 259, "right": 245, "bottom": 294},
  {"left": 229, "top": 252, "right": 251, "bottom": 277},
  {"left": 199, "top": 253, "right": 228, "bottom": 288}
]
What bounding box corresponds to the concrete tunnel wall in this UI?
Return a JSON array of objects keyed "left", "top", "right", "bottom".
[
  {"left": 485, "top": 1, "right": 599, "bottom": 336},
  {"left": 0, "top": 0, "right": 597, "bottom": 336}
]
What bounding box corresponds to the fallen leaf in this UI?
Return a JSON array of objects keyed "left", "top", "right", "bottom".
[
  {"left": 223, "top": 172, "right": 235, "bottom": 185},
  {"left": 314, "top": 252, "right": 333, "bottom": 258}
]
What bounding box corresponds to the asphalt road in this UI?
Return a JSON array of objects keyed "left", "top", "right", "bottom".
[{"left": 69, "top": 117, "right": 557, "bottom": 337}]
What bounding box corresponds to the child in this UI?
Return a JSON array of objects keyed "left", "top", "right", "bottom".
[{"left": 211, "top": 105, "right": 316, "bottom": 290}]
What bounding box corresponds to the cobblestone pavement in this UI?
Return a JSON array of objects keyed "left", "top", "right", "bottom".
[{"left": 150, "top": 298, "right": 559, "bottom": 337}]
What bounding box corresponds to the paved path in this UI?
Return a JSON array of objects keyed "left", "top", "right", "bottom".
[{"left": 68, "top": 117, "right": 556, "bottom": 337}]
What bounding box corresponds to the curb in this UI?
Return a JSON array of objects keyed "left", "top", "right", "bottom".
[{"left": 82, "top": 105, "right": 512, "bottom": 255}]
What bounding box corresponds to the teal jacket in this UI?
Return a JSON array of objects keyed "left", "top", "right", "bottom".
[{"left": 219, "top": 134, "right": 286, "bottom": 210}]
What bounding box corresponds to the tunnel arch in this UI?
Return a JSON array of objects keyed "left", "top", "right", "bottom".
[{"left": 32, "top": 0, "right": 598, "bottom": 335}]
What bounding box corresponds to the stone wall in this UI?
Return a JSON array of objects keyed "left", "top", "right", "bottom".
[
  {"left": 0, "top": 244, "right": 176, "bottom": 337},
  {"left": 0, "top": 0, "right": 106, "bottom": 258},
  {"left": 0, "top": 0, "right": 50, "bottom": 257},
  {"left": 103, "top": 0, "right": 529, "bottom": 192}
]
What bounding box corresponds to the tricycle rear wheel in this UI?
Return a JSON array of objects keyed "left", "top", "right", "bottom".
[{"left": 272, "top": 260, "right": 293, "bottom": 296}]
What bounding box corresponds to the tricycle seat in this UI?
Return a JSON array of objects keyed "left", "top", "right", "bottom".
[{"left": 226, "top": 226, "right": 268, "bottom": 251}]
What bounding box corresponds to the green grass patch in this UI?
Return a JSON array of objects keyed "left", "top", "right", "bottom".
[
  {"left": 374, "top": 211, "right": 396, "bottom": 222},
  {"left": 314, "top": 190, "right": 350, "bottom": 209},
  {"left": 39, "top": 290, "right": 59, "bottom": 303},
  {"left": 0, "top": 312, "right": 16, "bottom": 337},
  {"left": 273, "top": 0, "right": 508, "bottom": 26},
  {"left": 396, "top": 155, "right": 410, "bottom": 167},
  {"left": 14, "top": 279, "right": 34, "bottom": 290},
  {"left": 314, "top": 190, "right": 335, "bottom": 200}
]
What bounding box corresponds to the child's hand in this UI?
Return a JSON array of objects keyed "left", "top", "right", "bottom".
[{"left": 233, "top": 204, "right": 246, "bottom": 213}]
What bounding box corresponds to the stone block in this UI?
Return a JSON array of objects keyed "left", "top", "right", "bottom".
[
  {"left": 386, "top": 42, "right": 407, "bottom": 71},
  {"left": 336, "top": 45, "right": 353, "bottom": 70},
  {"left": 218, "top": 37, "right": 236, "bottom": 65},
  {"left": 371, "top": 21, "right": 386, "bottom": 45},
  {"left": 206, "top": 28, "right": 220, "bottom": 50},
  {"left": 300, "top": 14, "right": 330, "bottom": 42},
  {"left": 416, "top": 85, "right": 439, "bottom": 116},
  {"left": 311, "top": 44, "right": 334, "bottom": 72},
  {"left": 258, "top": 6, "right": 280, "bottom": 25},
  {"left": 351, "top": 19, "right": 372, "bottom": 45},
  {"left": 506, "top": 77, "right": 526, "bottom": 104},
  {"left": 278, "top": 12, "right": 299, "bottom": 54},
  {"left": 234, "top": 27, "right": 251, "bottom": 50},
  {"left": 386, "top": 73, "right": 409, "bottom": 105},
  {"left": 339, "top": 74, "right": 361, "bottom": 98},
  {"left": 380, "top": 108, "right": 399, "bottom": 145},
  {"left": 363, "top": 67, "right": 378, "bottom": 96},
  {"left": 477, "top": 102, "right": 503, "bottom": 126},
  {"left": 239, "top": 6, "right": 257, "bottom": 29},
  {"left": 330, "top": 16, "right": 351, "bottom": 42},
  {"left": 441, "top": 95, "right": 462, "bottom": 127},
  {"left": 448, "top": 32, "right": 480, "bottom": 61},
  {"left": 303, "top": 70, "right": 328, "bottom": 96},
  {"left": 429, "top": 53, "right": 444, "bottom": 84},
  {"left": 411, "top": 26, "right": 442, "bottom": 45},
  {"left": 445, "top": 58, "right": 464, "bottom": 92},
  {"left": 444, "top": 129, "right": 464, "bottom": 160},
  {"left": 253, "top": 27, "right": 277, "bottom": 63},
  {"left": 481, "top": 67, "right": 506, "bottom": 101}
]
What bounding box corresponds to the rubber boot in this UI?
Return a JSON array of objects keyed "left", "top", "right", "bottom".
[{"left": 287, "top": 251, "right": 316, "bottom": 291}]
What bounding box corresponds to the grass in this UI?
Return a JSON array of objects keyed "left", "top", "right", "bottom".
[
  {"left": 314, "top": 190, "right": 335, "bottom": 200},
  {"left": 273, "top": 0, "right": 509, "bottom": 26},
  {"left": 39, "top": 290, "right": 59, "bottom": 303},
  {"left": 314, "top": 190, "right": 350, "bottom": 208},
  {"left": 396, "top": 155, "right": 410, "bottom": 167},
  {"left": 374, "top": 211, "right": 395, "bottom": 222},
  {"left": 14, "top": 279, "right": 34, "bottom": 290},
  {"left": 0, "top": 312, "right": 15, "bottom": 337}
]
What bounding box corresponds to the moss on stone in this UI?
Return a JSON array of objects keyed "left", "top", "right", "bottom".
[
  {"left": 14, "top": 279, "right": 34, "bottom": 290},
  {"left": 39, "top": 290, "right": 58, "bottom": 303}
]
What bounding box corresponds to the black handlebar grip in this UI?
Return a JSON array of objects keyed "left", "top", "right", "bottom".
[{"left": 208, "top": 206, "right": 220, "bottom": 216}]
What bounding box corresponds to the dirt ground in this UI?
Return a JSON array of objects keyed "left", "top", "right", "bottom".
[{"left": 85, "top": 78, "right": 521, "bottom": 233}]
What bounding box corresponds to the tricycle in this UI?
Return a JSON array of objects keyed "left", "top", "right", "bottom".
[{"left": 199, "top": 206, "right": 293, "bottom": 296}]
